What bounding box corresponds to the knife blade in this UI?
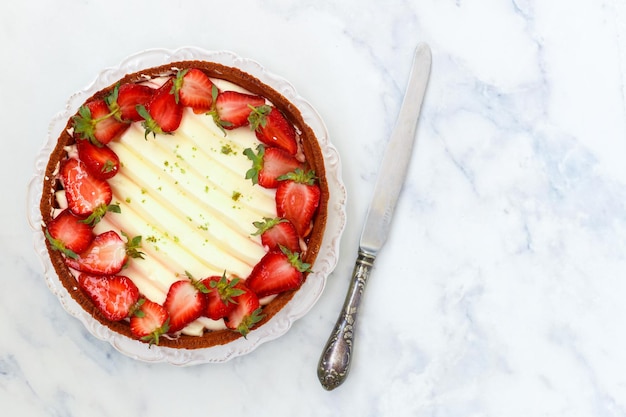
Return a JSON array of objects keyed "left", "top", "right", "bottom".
[{"left": 317, "top": 43, "right": 432, "bottom": 391}]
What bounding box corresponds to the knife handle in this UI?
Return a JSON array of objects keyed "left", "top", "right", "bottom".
[{"left": 317, "top": 250, "right": 375, "bottom": 390}]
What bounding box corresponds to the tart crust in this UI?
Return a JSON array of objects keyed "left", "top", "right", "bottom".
[{"left": 39, "top": 60, "right": 328, "bottom": 349}]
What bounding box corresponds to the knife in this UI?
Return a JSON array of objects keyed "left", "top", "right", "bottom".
[{"left": 317, "top": 43, "right": 432, "bottom": 391}]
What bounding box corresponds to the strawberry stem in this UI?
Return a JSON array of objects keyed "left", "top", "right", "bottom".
[
  {"left": 279, "top": 245, "right": 312, "bottom": 273},
  {"left": 105, "top": 84, "right": 124, "bottom": 122},
  {"left": 141, "top": 318, "right": 170, "bottom": 346},
  {"left": 243, "top": 145, "right": 264, "bottom": 185},
  {"left": 237, "top": 307, "right": 264, "bottom": 338},
  {"left": 81, "top": 203, "right": 121, "bottom": 227},
  {"left": 211, "top": 272, "right": 244, "bottom": 304},
  {"left": 247, "top": 105, "right": 271, "bottom": 131},
  {"left": 184, "top": 271, "right": 210, "bottom": 294},
  {"left": 277, "top": 168, "right": 317, "bottom": 185},
  {"left": 130, "top": 298, "right": 146, "bottom": 318},
  {"left": 122, "top": 231, "right": 145, "bottom": 259},
  {"left": 44, "top": 229, "right": 79, "bottom": 259},
  {"left": 251, "top": 216, "right": 286, "bottom": 236},
  {"left": 172, "top": 69, "right": 189, "bottom": 104},
  {"left": 136, "top": 105, "right": 165, "bottom": 139}
]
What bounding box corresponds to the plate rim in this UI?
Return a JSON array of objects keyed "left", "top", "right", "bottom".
[{"left": 27, "top": 46, "right": 347, "bottom": 365}]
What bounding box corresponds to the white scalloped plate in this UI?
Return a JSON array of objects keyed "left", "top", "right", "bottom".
[{"left": 27, "top": 47, "right": 346, "bottom": 365}]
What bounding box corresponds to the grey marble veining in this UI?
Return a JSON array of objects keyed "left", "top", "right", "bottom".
[{"left": 3, "top": 0, "right": 626, "bottom": 416}]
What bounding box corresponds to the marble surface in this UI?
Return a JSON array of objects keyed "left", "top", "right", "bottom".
[{"left": 3, "top": 0, "right": 626, "bottom": 415}]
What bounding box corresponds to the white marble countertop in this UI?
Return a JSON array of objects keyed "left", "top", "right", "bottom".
[{"left": 3, "top": 0, "right": 626, "bottom": 415}]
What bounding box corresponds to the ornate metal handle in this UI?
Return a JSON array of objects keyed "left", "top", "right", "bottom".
[{"left": 317, "top": 250, "right": 375, "bottom": 390}]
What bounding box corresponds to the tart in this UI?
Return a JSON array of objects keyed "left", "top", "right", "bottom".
[{"left": 32, "top": 49, "right": 343, "bottom": 359}]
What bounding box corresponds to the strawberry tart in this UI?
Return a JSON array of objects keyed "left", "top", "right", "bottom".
[{"left": 34, "top": 49, "right": 339, "bottom": 356}]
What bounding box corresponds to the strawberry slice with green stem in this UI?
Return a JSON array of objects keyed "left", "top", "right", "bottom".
[
  {"left": 136, "top": 79, "right": 183, "bottom": 138},
  {"left": 201, "top": 272, "right": 245, "bottom": 320},
  {"left": 163, "top": 271, "right": 209, "bottom": 333},
  {"left": 213, "top": 90, "right": 265, "bottom": 130},
  {"left": 65, "top": 230, "right": 144, "bottom": 275},
  {"left": 45, "top": 209, "right": 94, "bottom": 259},
  {"left": 60, "top": 158, "right": 120, "bottom": 225},
  {"left": 275, "top": 169, "right": 321, "bottom": 237},
  {"left": 224, "top": 281, "right": 264, "bottom": 337},
  {"left": 72, "top": 99, "right": 129, "bottom": 146},
  {"left": 78, "top": 274, "right": 140, "bottom": 322},
  {"left": 130, "top": 298, "right": 169, "bottom": 345},
  {"left": 76, "top": 140, "right": 120, "bottom": 180},
  {"left": 107, "top": 82, "right": 155, "bottom": 122},
  {"left": 172, "top": 68, "right": 215, "bottom": 113},
  {"left": 249, "top": 105, "right": 298, "bottom": 155},
  {"left": 252, "top": 217, "right": 300, "bottom": 253},
  {"left": 246, "top": 246, "right": 311, "bottom": 298},
  {"left": 244, "top": 144, "right": 302, "bottom": 189}
]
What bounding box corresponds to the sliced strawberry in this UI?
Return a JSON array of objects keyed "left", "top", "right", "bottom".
[
  {"left": 130, "top": 299, "right": 169, "bottom": 345},
  {"left": 45, "top": 209, "right": 94, "bottom": 258},
  {"left": 214, "top": 90, "right": 265, "bottom": 130},
  {"left": 107, "top": 83, "right": 155, "bottom": 122},
  {"left": 136, "top": 79, "right": 183, "bottom": 138},
  {"left": 224, "top": 282, "right": 263, "bottom": 337},
  {"left": 163, "top": 273, "right": 209, "bottom": 333},
  {"left": 61, "top": 158, "right": 119, "bottom": 225},
  {"left": 244, "top": 145, "right": 302, "bottom": 189},
  {"left": 275, "top": 169, "right": 321, "bottom": 237},
  {"left": 76, "top": 140, "right": 120, "bottom": 180},
  {"left": 246, "top": 247, "right": 311, "bottom": 298},
  {"left": 252, "top": 217, "right": 299, "bottom": 253},
  {"left": 78, "top": 274, "right": 139, "bottom": 321},
  {"left": 249, "top": 105, "right": 297, "bottom": 155},
  {"left": 173, "top": 68, "right": 215, "bottom": 113},
  {"left": 201, "top": 273, "right": 245, "bottom": 320},
  {"left": 72, "top": 99, "right": 129, "bottom": 146},
  {"left": 65, "top": 230, "right": 143, "bottom": 275}
]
